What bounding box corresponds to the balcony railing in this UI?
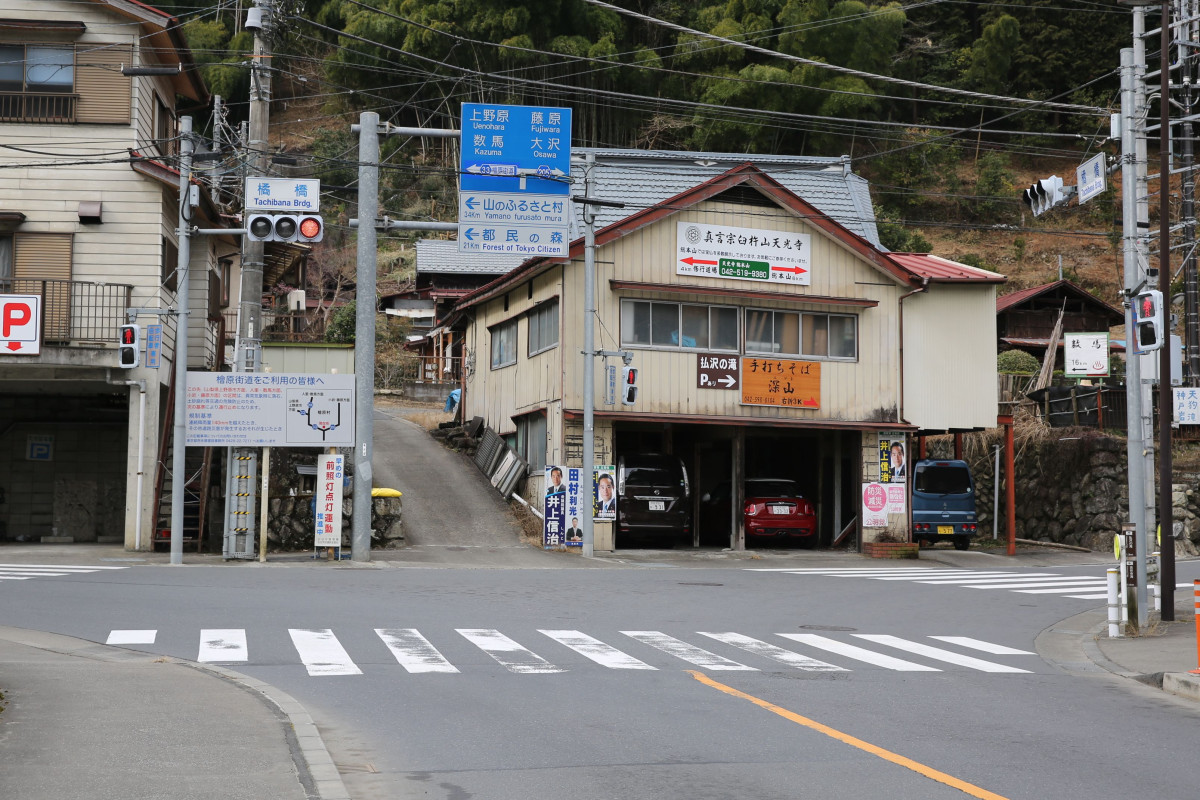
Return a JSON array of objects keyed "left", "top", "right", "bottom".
[
  {"left": 0, "top": 92, "right": 77, "bottom": 123},
  {"left": 0, "top": 278, "right": 132, "bottom": 344}
]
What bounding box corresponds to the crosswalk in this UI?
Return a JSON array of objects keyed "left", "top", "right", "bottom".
[
  {"left": 0, "top": 563, "right": 128, "bottom": 581},
  {"left": 103, "top": 626, "right": 1038, "bottom": 677},
  {"left": 747, "top": 566, "right": 1122, "bottom": 599}
]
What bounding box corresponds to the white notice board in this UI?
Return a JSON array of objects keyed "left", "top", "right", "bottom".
[{"left": 185, "top": 373, "right": 355, "bottom": 447}]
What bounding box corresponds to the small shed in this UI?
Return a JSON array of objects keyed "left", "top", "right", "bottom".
[{"left": 996, "top": 279, "right": 1125, "bottom": 365}]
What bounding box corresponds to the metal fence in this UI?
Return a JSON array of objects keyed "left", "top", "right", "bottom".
[
  {"left": 1, "top": 278, "right": 132, "bottom": 343},
  {"left": 0, "top": 92, "right": 77, "bottom": 123}
]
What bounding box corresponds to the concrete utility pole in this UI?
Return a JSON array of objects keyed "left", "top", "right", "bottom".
[
  {"left": 1157, "top": 0, "right": 1177, "bottom": 620},
  {"left": 224, "top": 0, "right": 272, "bottom": 559},
  {"left": 169, "top": 116, "right": 195, "bottom": 566},
  {"left": 351, "top": 111, "right": 380, "bottom": 561},
  {"left": 580, "top": 154, "right": 597, "bottom": 558}
]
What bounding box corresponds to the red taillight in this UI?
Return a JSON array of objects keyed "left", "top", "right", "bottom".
[
  {"left": 964, "top": 523, "right": 977, "bottom": 532},
  {"left": 744, "top": 502, "right": 759, "bottom": 516}
]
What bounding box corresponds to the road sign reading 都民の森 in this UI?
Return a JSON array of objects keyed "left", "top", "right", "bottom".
[
  {"left": 185, "top": 372, "right": 355, "bottom": 447},
  {"left": 244, "top": 178, "right": 320, "bottom": 212},
  {"left": 1, "top": 294, "right": 41, "bottom": 355},
  {"left": 697, "top": 353, "right": 740, "bottom": 390},
  {"left": 677, "top": 222, "right": 811, "bottom": 286}
]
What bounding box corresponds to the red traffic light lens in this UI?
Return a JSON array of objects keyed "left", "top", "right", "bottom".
[
  {"left": 121, "top": 327, "right": 135, "bottom": 344},
  {"left": 299, "top": 217, "right": 321, "bottom": 239}
]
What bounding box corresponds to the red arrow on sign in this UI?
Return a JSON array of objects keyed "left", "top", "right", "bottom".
[
  {"left": 5, "top": 342, "right": 21, "bottom": 351},
  {"left": 771, "top": 265, "right": 808, "bottom": 274},
  {"left": 680, "top": 256, "right": 718, "bottom": 266}
]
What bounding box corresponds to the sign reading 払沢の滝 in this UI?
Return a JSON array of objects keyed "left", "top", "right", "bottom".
[{"left": 677, "top": 222, "right": 811, "bottom": 286}]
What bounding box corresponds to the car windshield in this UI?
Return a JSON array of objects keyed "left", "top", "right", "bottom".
[
  {"left": 747, "top": 480, "right": 799, "bottom": 497},
  {"left": 623, "top": 467, "right": 677, "bottom": 486},
  {"left": 915, "top": 465, "right": 971, "bottom": 495}
]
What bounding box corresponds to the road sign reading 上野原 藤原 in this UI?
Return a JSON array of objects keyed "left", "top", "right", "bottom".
[
  {"left": 677, "top": 222, "right": 811, "bottom": 286},
  {"left": 697, "top": 353, "right": 740, "bottom": 390},
  {"left": 1, "top": 294, "right": 41, "bottom": 355},
  {"left": 185, "top": 372, "right": 355, "bottom": 447},
  {"left": 1063, "top": 332, "right": 1109, "bottom": 377},
  {"left": 244, "top": 178, "right": 320, "bottom": 212},
  {"left": 740, "top": 356, "right": 820, "bottom": 408},
  {"left": 459, "top": 103, "right": 572, "bottom": 257}
]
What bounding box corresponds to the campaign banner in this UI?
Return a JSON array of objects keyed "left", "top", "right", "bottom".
[
  {"left": 314, "top": 454, "right": 344, "bottom": 547},
  {"left": 544, "top": 465, "right": 584, "bottom": 547},
  {"left": 594, "top": 465, "right": 616, "bottom": 523}
]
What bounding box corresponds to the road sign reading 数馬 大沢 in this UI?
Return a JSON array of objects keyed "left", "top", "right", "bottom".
[
  {"left": 740, "top": 357, "right": 820, "bottom": 408},
  {"left": 697, "top": 353, "right": 740, "bottom": 389},
  {"left": 185, "top": 372, "right": 355, "bottom": 447},
  {"left": 244, "top": 178, "right": 320, "bottom": 212},
  {"left": 677, "top": 222, "right": 811, "bottom": 286}
]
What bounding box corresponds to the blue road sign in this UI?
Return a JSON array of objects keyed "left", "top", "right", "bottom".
[{"left": 459, "top": 104, "right": 571, "bottom": 195}]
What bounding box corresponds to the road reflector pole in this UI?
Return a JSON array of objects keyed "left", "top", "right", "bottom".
[
  {"left": 1191, "top": 580, "right": 1200, "bottom": 674},
  {"left": 1107, "top": 568, "right": 1123, "bottom": 639}
]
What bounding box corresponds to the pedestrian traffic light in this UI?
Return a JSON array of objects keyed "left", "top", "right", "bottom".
[
  {"left": 621, "top": 365, "right": 638, "bottom": 405},
  {"left": 1134, "top": 288, "right": 1164, "bottom": 352},
  {"left": 245, "top": 213, "right": 311, "bottom": 242},
  {"left": 296, "top": 214, "right": 324, "bottom": 243},
  {"left": 118, "top": 324, "right": 140, "bottom": 368},
  {"left": 1021, "top": 176, "right": 1068, "bottom": 216}
]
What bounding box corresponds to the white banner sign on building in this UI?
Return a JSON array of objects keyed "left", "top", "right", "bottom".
[
  {"left": 677, "top": 222, "right": 811, "bottom": 286},
  {"left": 185, "top": 373, "right": 354, "bottom": 447},
  {"left": 314, "top": 454, "right": 344, "bottom": 547},
  {"left": 862, "top": 482, "right": 888, "bottom": 527},
  {"left": 1063, "top": 332, "right": 1109, "bottom": 377}
]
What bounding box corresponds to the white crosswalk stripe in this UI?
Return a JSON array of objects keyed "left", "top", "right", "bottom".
[
  {"left": 289, "top": 628, "right": 362, "bottom": 676},
  {"left": 103, "top": 626, "right": 1040, "bottom": 677},
  {"left": 376, "top": 628, "right": 459, "bottom": 673},
  {"left": 0, "top": 564, "right": 128, "bottom": 582},
  {"left": 457, "top": 629, "right": 564, "bottom": 674},
  {"left": 621, "top": 631, "right": 757, "bottom": 671},
  {"left": 749, "top": 566, "right": 1114, "bottom": 601},
  {"left": 199, "top": 629, "right": 248, "bottom": 663}
]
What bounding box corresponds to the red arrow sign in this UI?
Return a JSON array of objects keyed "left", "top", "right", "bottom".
[
  {"left": 680, "top": 256, "right": 718, "bottom": 266},
  {"left": 771, "top": 265, "right": 808, "bottom": 274},
  {"left": 5, "top": 341, "right": 20, "bottom": 351}
]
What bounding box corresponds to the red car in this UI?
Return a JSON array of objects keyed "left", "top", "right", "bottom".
[{"left": 701, "top": 478, "right": 817, "bottom": 544}]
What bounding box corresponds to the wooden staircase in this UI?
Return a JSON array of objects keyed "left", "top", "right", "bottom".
[{"left": 151, "top": 369, "right": 213, "bottom": 552}]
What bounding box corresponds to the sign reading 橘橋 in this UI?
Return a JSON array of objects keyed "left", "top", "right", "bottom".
[{"left": 677, "top": 222, "right": 811, "bottom": 286}]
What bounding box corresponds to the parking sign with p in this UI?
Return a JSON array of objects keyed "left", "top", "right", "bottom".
[{"left": 2, "top": 294, "right": 41, "bottom": 355}]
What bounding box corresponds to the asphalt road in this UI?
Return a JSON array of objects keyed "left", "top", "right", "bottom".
[{"left": 3, "top": 558, "right": 1200, "bottom": 800}]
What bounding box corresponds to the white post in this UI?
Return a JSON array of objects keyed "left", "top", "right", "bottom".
[
  {"left": 992, "top": 444, "right": 1001, "bottom": 540},
  {"left": 1107, "top": 568, "right": 1122, "bottom": 638}
]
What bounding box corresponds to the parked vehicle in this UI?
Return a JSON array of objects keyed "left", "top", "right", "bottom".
[
  {"left": 911, "top": 459, "right": 978, "bottom": 550},
  {"left": 701, "top": 478, "right": 817, "bottom": 545},
  {"left": 616, "top": 454, "right": 691, "bottom": 545}
]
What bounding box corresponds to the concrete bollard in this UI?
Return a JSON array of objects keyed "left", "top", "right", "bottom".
[{"left": 1107, "top": 568, "right": 1122, "bottom": 639}]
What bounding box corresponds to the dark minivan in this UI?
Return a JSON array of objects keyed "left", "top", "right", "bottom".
[
  {"left": 616, "top": 454, "right": 691, "bottom": 545},
  {"left": 911, "top": 458, "right": 979, "bottom": 550}
]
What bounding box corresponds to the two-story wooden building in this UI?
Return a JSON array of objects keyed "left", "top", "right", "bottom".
[
  {"left": 0, "top": 0, "right": 237, "bottom": 547},
  {"left": 451, "top": 158, "right": 1003, "bottom": 550}
]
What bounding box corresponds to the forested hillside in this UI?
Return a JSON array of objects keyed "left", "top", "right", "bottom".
[{"left": 158, "top": 1, "right": 1135, "bottom": 297}]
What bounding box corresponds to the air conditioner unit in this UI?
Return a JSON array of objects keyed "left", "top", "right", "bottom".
[{"left": 287, "top": 289, "right": 306, "bottom": 312}]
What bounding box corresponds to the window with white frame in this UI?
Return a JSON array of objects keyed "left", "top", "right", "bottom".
[
  {"left": 746, "top": 308, "right": 857, "bottom": 360},
  {"left": 527, "top": 299, "right": 559, "bottom": 356},
  {"left": 490, "top": 318, "right": 517, "bottom": 369},
  {"left": 620, "top": 300, "right": 738, "bottom": 351},
  {"left": 514, "top": 412, "right": 547, "bottom": 470}
]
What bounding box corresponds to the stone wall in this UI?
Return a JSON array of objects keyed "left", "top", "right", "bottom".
[{"left": 930, "top": 430, "right": 1198, "bottom": 555}]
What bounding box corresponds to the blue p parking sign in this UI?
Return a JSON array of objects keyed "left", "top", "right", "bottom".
[{"left": 26, "top": 434, "right": 53, "bottom": 461}]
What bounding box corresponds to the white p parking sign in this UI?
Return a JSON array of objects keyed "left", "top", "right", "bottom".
[{"left": 1, "top": 294, "right": 41, "bottom": 355}]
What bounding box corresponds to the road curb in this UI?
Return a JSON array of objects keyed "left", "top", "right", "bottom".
[{"left": 0, "top": 626, "right": 350, "bottom": 800}]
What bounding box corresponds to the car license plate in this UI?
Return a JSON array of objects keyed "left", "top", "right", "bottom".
[
  {"left": 938, "top": 525, "right": 954, "bottom": 535},
  {"left": 769, "top": 505, "right": 790, "bottom": 514},
  {"left": 649, "top": 500, "right": 665, "bottom": 511}
]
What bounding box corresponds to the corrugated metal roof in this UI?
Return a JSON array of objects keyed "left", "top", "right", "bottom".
[
  {"left": 569, "top": 148, "right": 881, "bottom": 247},
  {"left": 416, "top": 239, "right": 524, "bottom": 275},
  {"left": 887, "top": 253, "right": 1006, "bottom": 283},
  {"left": 995, "top": 279, "right": 1122, "bottom": 320}
]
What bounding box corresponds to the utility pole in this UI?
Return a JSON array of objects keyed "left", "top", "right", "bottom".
[
  {"left": 1181, "top": 1, "right": 1200, "bottom": 382},
  {"left": 169, "top": 116, "right": 195, "bottom": 566},
  {"left": 224, "top": 0, "right": 272, "bottom": 559},
  {"left": 1158, "top": 0, "right": 1177, "bottom": 620},
  {"left": 580, "top": 153, "right": 597, "bottom": 559},
  {"left": 352, "top": 111, "right": 379, "bottom": 562}
]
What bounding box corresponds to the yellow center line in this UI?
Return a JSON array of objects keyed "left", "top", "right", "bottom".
[{"left": 688, "top": 670, "right": 1011, "bottom": 800}]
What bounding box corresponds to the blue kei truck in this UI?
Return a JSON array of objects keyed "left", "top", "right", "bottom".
[{"left": 911, "top": 459, "right": 979, "bottom": 551}]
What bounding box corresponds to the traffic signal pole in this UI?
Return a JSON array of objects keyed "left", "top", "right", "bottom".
[
  {"left": 169, "top": 116, "right": 195, "bottom": 566},
  {"left": 1158, "top": 1, "right": 1176, "bottom": 620}
]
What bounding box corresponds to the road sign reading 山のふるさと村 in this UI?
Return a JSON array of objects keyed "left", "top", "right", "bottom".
[
  {"left": 1063, "top": 332, "right": 1109, "bottom": 377},
  {"left": 677, "top": 222, "right": 811, "bottom": 286},
  {"left": 185, "top": 373, "right": 355, "bottom": 447}
]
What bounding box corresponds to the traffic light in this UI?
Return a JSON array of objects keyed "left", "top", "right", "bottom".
[
  {"left": 244, "top": 213, "right": 322, "bottom": 242},
  {"left": 118, "top": 324, "right": 140, "bottom": 368},
  {"left": 296, "top": 214, "right": 324, "bottom": 243},
  {"left": 621, "top": 365, "right": 638, "bottom": 405},
  {"left": 1134, "top": 289, "right": 1164, "bottom": 352},
  {"left": 1021, "top": 176, "right": 1067, "bottom": 216}
]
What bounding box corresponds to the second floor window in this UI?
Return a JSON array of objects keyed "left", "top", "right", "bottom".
[
  {"left": 490, "top": 318, "right": 517, "bottom": 369},
  {"left": 620, "top": 300, "right": 738, "bottom": 351},
  {"left": 527, "top": 299, "right": 559, "bottom": 356},
  {"left": 0, "top": 44, "right": 74, "bottom": 122}
]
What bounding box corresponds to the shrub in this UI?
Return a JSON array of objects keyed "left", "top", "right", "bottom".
[{"left": 997, "top": 349, "right": 1040, "bottom": 374}]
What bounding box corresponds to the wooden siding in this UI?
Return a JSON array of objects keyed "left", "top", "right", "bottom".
[
  {"left": 75, "top": 43, "right": 132, "bottom": 124},
  {"left": 902, "top": 284, "right": 999, "bottom": 431},
  {"left": 562, "top": 200, "right": 904, "bottom": 424}
]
